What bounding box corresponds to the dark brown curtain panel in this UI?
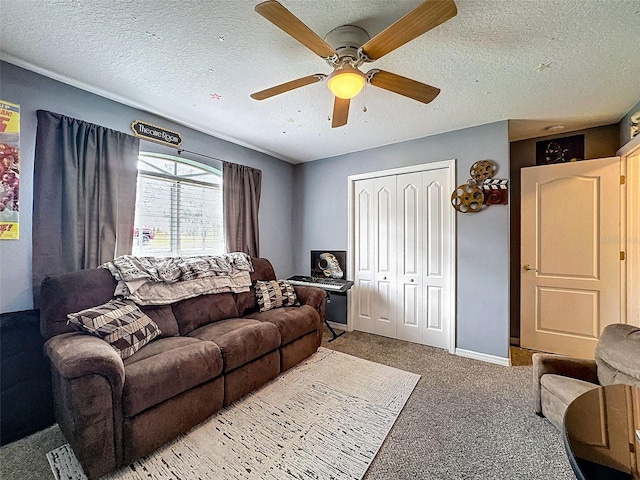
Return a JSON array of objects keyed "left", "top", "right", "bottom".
[
  {"left": 32, "top": 110, "right": 139, "bottom": 306},
  {"left": 222, "top": 161, "right": 261, "bottom": 257}
]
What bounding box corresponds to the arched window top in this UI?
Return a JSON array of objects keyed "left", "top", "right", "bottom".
[{"left": 138, "top": 152, "right": 221, "bottom": 185}]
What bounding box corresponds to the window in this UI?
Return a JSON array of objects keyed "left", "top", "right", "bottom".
[{"left": 132, "top": 153, "right": 224, "bottom": 257}]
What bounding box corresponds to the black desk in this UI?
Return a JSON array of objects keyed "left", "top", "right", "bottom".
[{"left": 563, "top": 384, "right": 640, "bottom": 480}]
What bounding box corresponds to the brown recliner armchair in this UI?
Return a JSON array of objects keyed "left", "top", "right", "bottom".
[{"left": 533, "top": 323, "right": 640, "bottom": 429}]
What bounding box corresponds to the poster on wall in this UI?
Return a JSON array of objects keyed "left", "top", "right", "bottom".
[
  {"left": 535, "top": 134, "right": 585, "bottom": 165},
  {"left": 0, "top": 100, "right": 20, "bottom": 239}
]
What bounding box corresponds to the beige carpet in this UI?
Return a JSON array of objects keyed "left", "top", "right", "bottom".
[
  {"left": 1, "top": 329, "right": 572, "bottom": 480},
  {"left": 47, "top": 347, "right": 419, "bottom": 480}
]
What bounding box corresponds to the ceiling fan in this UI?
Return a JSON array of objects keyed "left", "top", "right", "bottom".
[{"left": 250, "top": 0, "right": 457, "bottom": 128}]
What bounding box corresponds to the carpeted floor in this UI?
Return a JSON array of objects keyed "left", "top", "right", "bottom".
[
  {"left": 47, "top": 348, "right": 419, "bottom": 480},
  {"left": 0, "top": 328, "right": 572, "bottom": 479}
]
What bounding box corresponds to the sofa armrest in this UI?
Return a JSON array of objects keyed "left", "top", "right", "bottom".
[
  {"left": 532, "top": 352, "right": 598, "bottom": 414},
  {"left": 294, "top": 286, "right": 327, "bottom": 318},
  {"left": 294, "top": 286, "right": 327, "bottom": 345},
  {"left": 45, "top": 332, "right": 125, "bottom": 387},
  {"left": 44, "top": 332, "right": 126, "bottom": 479}
]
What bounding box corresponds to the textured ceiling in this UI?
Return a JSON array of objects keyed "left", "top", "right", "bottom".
[{"left": 1, "top": 0, "right": 639, "bottom": 163}]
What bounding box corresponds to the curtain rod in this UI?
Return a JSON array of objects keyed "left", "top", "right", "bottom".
[
  {"left": 175, "top": 148, "right": 224, "bottom": 163},
  {"left": 174, "top": 148, "right": 261, "bottom": 172},
  {"left": 174, "top": 148, "right": 262, "bottom": 173}
]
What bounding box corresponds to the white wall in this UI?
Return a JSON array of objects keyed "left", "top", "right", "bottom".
[{"left": 292, "top": 121, "right": 511, "bottom": 359}]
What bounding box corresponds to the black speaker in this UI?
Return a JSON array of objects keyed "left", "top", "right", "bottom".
[{"left": 1, "top": 309, "right": 55, "bottom": 445}]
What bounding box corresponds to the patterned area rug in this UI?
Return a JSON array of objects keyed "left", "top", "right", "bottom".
[{"left": 47, "top": 347, "right": 420, "bottom": 480}]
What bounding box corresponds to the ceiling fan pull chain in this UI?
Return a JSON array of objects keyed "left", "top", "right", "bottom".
[{"left": 363, "top": 84, "right": 368, "bottom": 113}]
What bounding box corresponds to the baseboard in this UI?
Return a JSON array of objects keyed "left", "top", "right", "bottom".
[
  {"left": 455, "top": 348, "right": 511, "bottom": 367},
  {"left": 510, "top": 336, "right": 520, "bottom": 347},
  {"left": 326, "top": 321, "right": 347, "bottom": 331}
]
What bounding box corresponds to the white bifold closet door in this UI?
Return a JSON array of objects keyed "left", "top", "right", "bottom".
[{"left": 353, "top": 168, "right": 451, "bottom": 349}]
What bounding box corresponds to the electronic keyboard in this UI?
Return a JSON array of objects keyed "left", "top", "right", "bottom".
[{"left": 287, "top": 275, "right": 353, "bottom": 293}]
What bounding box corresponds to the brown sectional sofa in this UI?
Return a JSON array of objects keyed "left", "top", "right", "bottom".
[{"left": 40, "top": 258, "right": 326, "bottom": 479}]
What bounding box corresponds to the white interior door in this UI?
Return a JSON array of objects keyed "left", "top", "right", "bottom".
[
  {"left": 421, "top": 168, "right": 451, "bottom": 349},
  {"left": 352, "top": 163, "right": 454, "bottom": 349},
  {"left": 396, "top": 172, "right": 424, "bottom": 343},
  {"left": 395, "top": 169, "right": 451, "bottom": 348},
  {"left": 353, "top": 177, "right": 397, "bottom": 337},
  {"left": 521, "top": 157, "right": 622, "bottom": 358},
  {"left": 353, "top": 178, "right": 374, "bottom": 334},
  {"left": 373, "top": 176, "right": 397, "bottom": 337}
]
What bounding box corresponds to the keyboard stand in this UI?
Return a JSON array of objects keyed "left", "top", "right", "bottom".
[{"left": 324, "top": 292, "right": 345, "bottom": 343}]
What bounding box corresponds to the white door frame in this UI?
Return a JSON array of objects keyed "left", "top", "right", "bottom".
[
  {"left": 347, "top": 159, "right": 457, "bottom": 353},
  {"left": 617, "top": 134, "right": 640, "bottom": 324}
]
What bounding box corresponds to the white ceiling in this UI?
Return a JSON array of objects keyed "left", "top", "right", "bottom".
[{"left": 1, "top": 0, "right": 639, "bottom": 164}]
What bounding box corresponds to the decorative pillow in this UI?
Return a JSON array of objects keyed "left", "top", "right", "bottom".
[
  {"left": 67, "top": 299, "right": 161, "bottom": 360},
  {"left": 254, "top": 280, "right": 299, "bottom": 312}
]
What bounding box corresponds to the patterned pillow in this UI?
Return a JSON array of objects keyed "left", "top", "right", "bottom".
[
  {"left": 254, "top": 280, "right": 299, "bottom": 312},
  {"left": 67, "top": 299, "right": 161, "bottom": 360}
]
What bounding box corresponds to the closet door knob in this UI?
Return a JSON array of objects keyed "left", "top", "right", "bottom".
[
  {"left": 410, "top": 278, "right": 414, "bottom": 282},
  {"left": 383, "top": 276, "right": 387, "bottom": 280}
]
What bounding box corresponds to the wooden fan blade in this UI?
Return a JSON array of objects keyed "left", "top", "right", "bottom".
[
  {"left": 251, "top": 74, "right": 326, "bottom": 100},
  {"left": 255, "top": 1, "right": 337, "bottom": 59},
  {"left": 332, "top": 97, "right": 350, "bottom": 128},
  {"left": 368, "top": 70, "right": 440, "bottom": 104},
  {"left": 361, "top": 0, "right": 457, "bottom": 61}
]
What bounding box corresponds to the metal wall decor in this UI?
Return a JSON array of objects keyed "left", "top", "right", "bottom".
[
  {"left": 131, "top": 120, "right": 183, "bottom": 148},
  {"left": 451, "top": 160, "right": 508, "bottom": 213}
]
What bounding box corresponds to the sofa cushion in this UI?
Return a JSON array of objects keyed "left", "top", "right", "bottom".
[
  {"left": 540, "top": 374, "right": 599, "bottom": 429},
  {"left": 245, "top": 305, "right": 319, "bottom": 345},
  {"left": 595, "top": 324, "right": 640, "bottom": 387},
  {"left": 67, "top": 299, "right": 160, "bottom": 360},
  {"left": 172, "top": 292, "right": 239, "bottom": 335},
  {"left": 187, "top": 318, "right": 280, "bottom": 372},
  {"left": 122, "top": 337, "right": 223, "bottom": 417},
  {"left": 140, "top": 305, "right": 180, "bottom": 338},
  {"left": 254, "top": 280, "right": 299, "bottom": 312},
  {"left": 235, "top": 258, "right": 277, "bottom": 316}
]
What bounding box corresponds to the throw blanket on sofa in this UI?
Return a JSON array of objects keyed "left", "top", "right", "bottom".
[{"left": 102, "top": 253, "right": 254, "bottom": 305}]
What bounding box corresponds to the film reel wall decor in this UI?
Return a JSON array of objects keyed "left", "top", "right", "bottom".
[{"left": 451, "top": 160, "right": 508, "bottom": 213}]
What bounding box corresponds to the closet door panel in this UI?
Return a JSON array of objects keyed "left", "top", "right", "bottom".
[
  {"left": 396, "top": 172, "right": 423, "bottom": 343},
  {"left": 352, "top": 164, "right": 453, "bottom": 351},
  {"left": 422, "top": 169, "right": 450, "bottom": 349},
  {"left": 425, "top": 179, "right": 443, "bottom": 277},
  {"left": 373, "top": 177, "right": 397, "bottom": 338},
  {"left": 353, "top": 179, "right": 374, "bottom": 334}
]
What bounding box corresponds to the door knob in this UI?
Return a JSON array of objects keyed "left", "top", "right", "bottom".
[
  {"left": 523, "top": 264, "right": 538, "bottom": 272},
  {"left": 410, "top": 278, "right": 415, "bottom": 282},
  {"left": 383, "top": 276, "right": 387, "bottom": 280}
]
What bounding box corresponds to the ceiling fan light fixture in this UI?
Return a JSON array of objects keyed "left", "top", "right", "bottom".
[{"left": 327, "top": 65, "right": 366, "bottom": 99}]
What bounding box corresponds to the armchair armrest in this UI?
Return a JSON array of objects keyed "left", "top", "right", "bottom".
[{"left": 532, "top": 352, "right": 598, "bottom": 414}]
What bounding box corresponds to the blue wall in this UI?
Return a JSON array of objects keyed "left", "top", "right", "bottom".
[
  {"left": 292, "top": 121, "right": 511, "bottom": 359},
  {"left": 1, "top": 60, "right": 512, "bottom": 360},
  {"left": 0, "top": 61, "right": 296, "bottom": 313}
]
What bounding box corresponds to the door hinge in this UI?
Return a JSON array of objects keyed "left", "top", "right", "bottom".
[
  {"left": 621, "top": 175, "right": 626, "bottom": 185},
  {"left": 621, "top": 251, "right": 626, "bottom": 261},
  {"left": 630, "top": 442, "right": 636, "bottom": 453}
]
